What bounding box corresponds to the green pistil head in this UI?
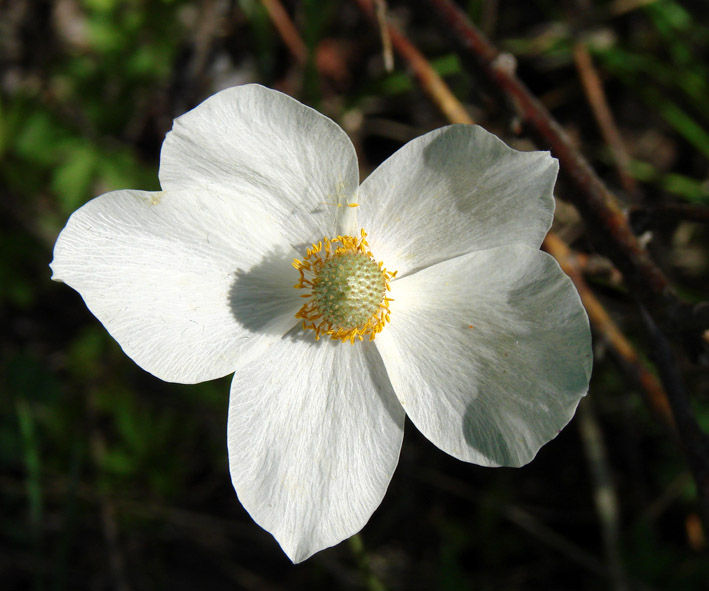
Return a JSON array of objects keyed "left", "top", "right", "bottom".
[{"left": 312, "top": 251, "right": 386, "bottom": 330}]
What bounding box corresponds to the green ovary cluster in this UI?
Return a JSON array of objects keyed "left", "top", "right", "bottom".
[{"left": 312, "top": 251, "right": 386, "bottom": 330}]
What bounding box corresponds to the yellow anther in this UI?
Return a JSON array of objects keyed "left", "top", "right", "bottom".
[{"left": 292, "top": 230, "right": 396, "bottom": 344}]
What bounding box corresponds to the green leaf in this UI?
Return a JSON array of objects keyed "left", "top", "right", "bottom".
[{"left": 51, "top": 142, "right": 100, "bottom": 214}]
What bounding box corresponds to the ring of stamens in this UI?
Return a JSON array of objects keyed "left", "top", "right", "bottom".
[{"left": 292, "top": 229, "right": 396, "bottom": 344}]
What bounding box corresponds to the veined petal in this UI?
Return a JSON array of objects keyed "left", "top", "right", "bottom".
[
  {"left": 356, "top": 125, "right": 558, "bottom": 276},
  {"left": 375, "top": 245, "right": 591, "bottom": 467},
  {"left": 159, "top": 84, "right": 359, "bottom": 243},
  {"left": 227, "top": 337, "right": 405, "bottom": 563},
  {"left": 51, "top": 188, "right": 303, "bottom": 383}
]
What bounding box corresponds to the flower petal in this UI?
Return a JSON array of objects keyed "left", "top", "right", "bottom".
[
  {"left": 375, "top": 244, "right": 591, "bottom": 467},
  {"left": 227, "top": 337, "right": 405, "bottom": 563},
  {"left": 51, "top": 188, "right": 304, "bottom": 383},
  {"left": 356, "top": 125, "right": 558, "bottom": 276},
  {"left": 159, "top": 84, "right": 359, "bottom": 242}
]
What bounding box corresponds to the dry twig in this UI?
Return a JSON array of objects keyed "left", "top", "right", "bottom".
[
  {"left": 260, "top": 0, "right": 308, "bottom": 65},
  {"left": 354, "top": 0, "right": 474, "bottom": 126},
  {"left": 426, "top": 0, "right": 708, "bottom": 339},
  {"left": 573, "top": 42, "right": 638, "bottom": 199},
  {"left": 374, "top": 0, "right": 394, "bottom": 73},
  {"left": 543, "top": 234, "right": 673, "bottom": 427}
]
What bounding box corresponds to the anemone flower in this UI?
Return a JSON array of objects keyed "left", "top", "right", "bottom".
[{"left": 51, "top": 84, "right": 592, "bottom": 562}]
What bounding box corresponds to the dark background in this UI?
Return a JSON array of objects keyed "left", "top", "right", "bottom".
[{"left": 1, "top": 0, "right": 708, "bottom": 589}]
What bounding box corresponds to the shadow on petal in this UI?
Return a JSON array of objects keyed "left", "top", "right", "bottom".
[
  {"left": 421, "top": 128, "right": 480, "bottom": 215},
  {"left": 282, "top": 321, "right": 322, "bottom": 344},
  {"left": 463, "top": 401, "right": 515, "bottom": 467},
  {"left": 228, "top": 248, "right": 302, "bottom": 336},
  {"left": 362, "top": 342, "right": 403, "bottom": 428},
  {"left": 282, "top": 318, "right": 402, "bottom": 426}
]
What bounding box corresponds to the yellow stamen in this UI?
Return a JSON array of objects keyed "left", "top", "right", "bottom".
[{"left": 292, "top": 229, "right": 395, "bottom": 343}]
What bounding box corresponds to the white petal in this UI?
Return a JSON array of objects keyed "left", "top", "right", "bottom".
[
  {"left": 159, "top": 84, "right": 359, "bottom": 242},
  {"left": 51, "top": 188, "right": 304, "bottom": 383},
  {"left": 356, "top": 125, "right": 558, "bottom": 276},
  {"left": 227, "top": 337, "right": 405, "bottom": 563},
  {"left": 375, "top": 245, "right": 591, "bottom": 467}
]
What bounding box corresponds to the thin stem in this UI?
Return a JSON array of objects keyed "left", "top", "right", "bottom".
[
  {"left": 573, "top": 41, "right": 638, "bottom": 200},
  {"left": 577, "top": 398, "right": 628, "bottom": 591},
  {"left": 640, "top": 307, "right": 709, "bottom": 524},
  {"left": 354, "top": 0, "right": 474, "bottom": 126},
  {"left": 260, "top": 0, "right": 308, "bottom": 65}
]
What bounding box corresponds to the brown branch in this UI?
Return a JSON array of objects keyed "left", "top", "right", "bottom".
[
  {"left": 260, "top": 0, "right": 308, "bottom": 65},
  {"left": 543, "top": 234, "right": 674, "bottom": 428},
  {"left": 354, "top": 0, "right": 474, "bottom": 126},
  {"left": 573, "top": 42, "right": 638, "bottom": 200},
  {"left": 425, "top": 0, "right": 706, "bottom": 338},
  {"left": 572, "top": 252, "right": 624, "bottom": 285}
]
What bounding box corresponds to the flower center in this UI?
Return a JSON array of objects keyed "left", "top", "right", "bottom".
[{"left": 292, "top": 229, "right": 396, "bottom": 343}]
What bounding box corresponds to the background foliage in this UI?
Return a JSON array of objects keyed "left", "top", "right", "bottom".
[{"left": 1, "top": 0, "right": 708, "bottom": 589}]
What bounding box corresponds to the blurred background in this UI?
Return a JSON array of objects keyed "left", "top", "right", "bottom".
[{"left": 1, "top": 0, "right": 708, "bottom": 589}]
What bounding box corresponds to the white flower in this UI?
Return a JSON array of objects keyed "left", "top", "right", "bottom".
[{"left": 51, "top": 84, "right": 592, "bottom": 563}]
